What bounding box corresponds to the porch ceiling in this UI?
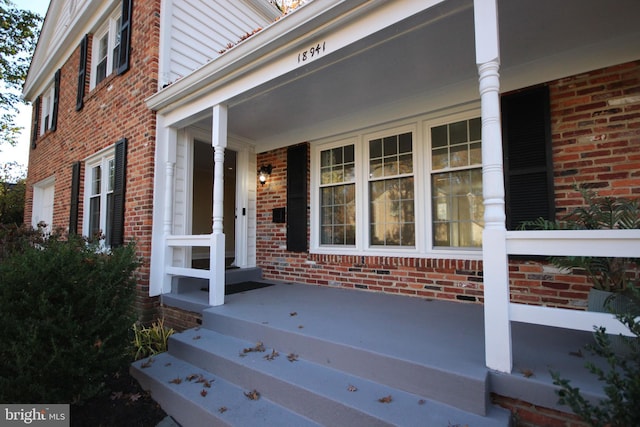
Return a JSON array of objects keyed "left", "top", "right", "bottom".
[{"left": 191, "top": 0, "right": 640, "bottom": 148}]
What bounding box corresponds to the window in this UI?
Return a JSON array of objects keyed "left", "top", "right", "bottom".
[
  {"left": 81, "top": 139, "right": 127, "bottom": 247},
  {"left": 430, "top": 118, "right": 483, "bottom": 248},
  {"left": 32, "top": 176, "right": 55, "bottom": 233},
  {"left": 311, "top": 114, "right": 482, "bottom": 257},
  {"left": 90, "top": 0, "right": 132, "bottom": 88},
  {"left": 368, "top": 132, "right": 415, "bottom": 247},
  {"left": 85, "top": 153, "right": 115, "bottom": 244},
  {"left": 39, "top": 69, "right": 60, "bottom": 135},
  {"left": 320, "top": 144, "right": 356, "bottom": 245}
]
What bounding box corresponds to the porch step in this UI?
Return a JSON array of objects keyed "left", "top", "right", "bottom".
[
  {"left": 172, "top": 268, "right": 263, "bottom": 293},
  {"left": 132, "top": 327, "right": 511, "bottom": 427},
  {"left": 132, "top": 352, "right": 321, "bottom": 427}
]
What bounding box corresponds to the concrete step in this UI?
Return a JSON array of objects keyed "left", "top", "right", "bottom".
[
  {"left": 135, "top": 327, "right": 511, "bottom": 426},
  {"left": 202, "top": 304, "right": 491, "bottom": 417},
  {"left": 131, "top": 352, "right": 321, "bottom": 427}
]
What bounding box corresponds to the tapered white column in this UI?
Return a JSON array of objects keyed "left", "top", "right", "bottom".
[
  {"left": 210, "top": 104, "right": 227, "bottom": 306},
  {"left": 475, "top": 0, "right": 512, "bottom": 373}
]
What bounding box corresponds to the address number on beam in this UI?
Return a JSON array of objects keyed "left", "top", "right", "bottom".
[{"left": 298, "top": 42, "right": 326, "bottom": 63}]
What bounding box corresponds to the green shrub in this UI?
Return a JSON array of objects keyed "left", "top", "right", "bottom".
[
  {"left": 551, "top": 290, "right": 640, "bottom": 427},
  {"left": 132, "top": 317, "right": 175, "bottom": 360},
  {"left": 0, "top": 230, "right": 139, "bottom": 404}
]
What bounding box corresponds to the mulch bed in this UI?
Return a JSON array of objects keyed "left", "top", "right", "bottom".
[{"left": 71, "top": 369, "right": 167, "bottom": 427}]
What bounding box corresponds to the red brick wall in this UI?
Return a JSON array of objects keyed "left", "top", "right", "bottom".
[
  {"left": 256, "top": 60, "right": 640, "bottom": 310},
  {"left": 25, "top": 0, "right": 162, "bottom": 321}
]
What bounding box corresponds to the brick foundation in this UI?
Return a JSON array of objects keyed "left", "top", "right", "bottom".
[{"left": 493, "top": 395, "right": 588, "bottom": 427}]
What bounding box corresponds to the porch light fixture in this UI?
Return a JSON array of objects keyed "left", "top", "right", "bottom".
[{"left": 258, "top": 164, "right": 273, "bottom": 186}]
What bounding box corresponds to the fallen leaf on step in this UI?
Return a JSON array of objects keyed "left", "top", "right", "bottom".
[
  {"left": 244, "top": 389, "right": 260, "bottom": 400},
  {"left": 110, "top": 391, "right": 123, "bottom": 400},
  {"left": 200, "top": 389, "right": 208, "bottom": 397},
  {"left": 140, "top": 357, "right": 154, "bottom": 369},
  {"left": 289, "top": 311, "right": 297, "bottom": 316},
  {"left": 569, "top": 349, "right": 583, "bottom": 358},
  {"left": 218, "top": 407, "right": 227, "bottom": 414},
  {"left": 186, "top": 373, "right": 199, "bottom": 382},
  {"left": 378, "top": 395, "right": 393, "bottom": 403},
  {"left": 418, "top": 399, "right": 426, "bottom": 405},
  {"left": 287, "top": 353, "right": 299, "bottom": 362},
  {"left": 169, "top": 377, "right": 182, "bottom": 384},
  {"left": 243, "top": 342, "right": 266, "bottom": 353},
  {"left": 347, "top": 385, "right": 358, "bottom": 392},
  {"left": 192, "top": 335, "right": 201, "bottom": 340},
  {"left": 129, "top": 393, "right": 141, "bottom": 402},
  {"left": 164, "top": 363, "right": 172, "bottom": 367},
  {"left": 264, "top": 349, "right": 279, "bottom": 361},
  {"left": 298, "top": 325, "right": 304, "bottom": 329},
  {"left": 521, "top": 369, "right": 534, "bottom": 378}
]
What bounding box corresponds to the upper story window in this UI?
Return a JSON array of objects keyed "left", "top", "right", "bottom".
[
  {"left": 40, "top": 82, "right": 55, "bottom": 134},
  {"left": 91, "top": 10, "right": 122, "bottom": 88}
]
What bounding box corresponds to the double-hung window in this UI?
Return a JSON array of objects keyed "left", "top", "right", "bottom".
[
  {"left": 85, "top": 152, "right": 115, "bottom": 245},
  {"left": 429, "top": 117, "right": 483, "bottom": 248},
  {"left": 40, "top": 83, "right": 55, "bottom": 134},
  {"left": 91, "top": 11, "right": 122, "bottom": 88},
  {"left": 368, "top": 131, "right": 415, "bottom": 247},
  {"left": 320, "top": 144, "right": 356, "bottom": 245}
]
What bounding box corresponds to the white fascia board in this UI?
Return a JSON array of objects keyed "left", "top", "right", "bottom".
[
  {"left": 23, "top": 0, "right": 117, "bottom": 100},
  {"left": 148, "top": 0, "right": 450, "bottom": 124}
]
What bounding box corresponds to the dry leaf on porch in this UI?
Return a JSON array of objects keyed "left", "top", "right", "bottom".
[
  {"left": 347, "top": 385, "right": 358, "bottom": 392},
  {"left": 289, "top": 312, "right": 298, "bottom": 316},
  {"left": 264, "top": 349, "right": 279, "bottom": 361},
  {"left": 521, "top": 369, "right": 534, "bottom": 378},
  {"left": 244, "top": 389, "right": 260, "bottom": 400},
  {"left": 169, "top": 377, "right": 182, "bottom": 384},
  {"left": 243, "top": 342, "right": 266, "bottom": 353},
  {"left": 378, "top": 395, "right": 393, "bottom": 403},
  {"left": 110, "top": 391, "right": 123, "bottom": 400},
  {"left": 128, "top": 393, "right": 141, "bottom": 402},
  {"left": 140, "top": 357, "right": 154, "bottom": 369},
  {"left": 186, "top": 373, "right": 199, "bottom": 382},
  {"left": 200, "top": 389, "right": 208, "bottom": 397},
  {"left": 192, "top": 335, "right": 201, "bottom": 340},
  {"left": 287, "top": 353, "right": 299, "bottom": 362},
  {"left": 418, "top": 399, "right": 426, "bottom": 405},
  {"left": 298, "top": 325, "right": 304, "bottom": 329},
  {"left": 218, "top": 407, "right": 227, "bottom": 414}
]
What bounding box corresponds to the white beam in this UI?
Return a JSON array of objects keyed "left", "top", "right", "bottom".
[{"left": 210, "top": 104, "right": 227, "bottom": 306}]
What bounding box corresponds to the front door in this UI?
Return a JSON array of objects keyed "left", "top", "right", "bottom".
[{"left": 192, "top": 140, "right": 237, "bottom": 267}]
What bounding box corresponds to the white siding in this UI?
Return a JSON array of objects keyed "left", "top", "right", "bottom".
[
  {"left": 164, "top": 0, "right": 279, "bottom": 85},
  {"left": 172, "top": 135, "right": 189, "bottom": 266}
]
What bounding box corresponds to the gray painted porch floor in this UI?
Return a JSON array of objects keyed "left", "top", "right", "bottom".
[{"left": 180, "top": 281, "right": 609, "bottom": 412}]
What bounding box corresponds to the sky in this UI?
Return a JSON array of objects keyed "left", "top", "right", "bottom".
[{"left": 2, "top": 0, "right": 51, "bottom": 171}]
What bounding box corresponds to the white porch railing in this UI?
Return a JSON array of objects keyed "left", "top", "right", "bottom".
[
  {"left": 165, "top": 233, "right": 225, "bottom": 306},
  {"left": 487, "top": 229, "right": 640, "bottom": 373},
  {"left": 506, "top": 229, "right": 639, "bottom": 335}
]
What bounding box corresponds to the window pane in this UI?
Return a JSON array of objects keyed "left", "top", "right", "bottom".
[
  {"left": 320, "top": 182, "right": 355, "bottom": 246},
  {"left": 469, "top": 142, "right": 482, "bottom": 165},
  {"left": 92, "top": 166, "right": 101, "bottom": 195},
  {"left": 343, "top": 144, "right": 354, "bottom": 163},
  {"left": 432, "top": 148, "right": 448, "bottom": 169},
  {"left": 106, "top": 193, "right": 114, "bottom": 246},
  {"left": 450, "top": 144, "right": 468, "bottom": 168},
  {"left": 108, "top": 159, "right": 115, "bottom": 192},
  {"left": 383, "top": 136, "right": 397, "bottom": 155},
  {"left": 370, "top": 139, "right": 382, "bottom": 158},
  {"left": 369, "top": 177, "right": 414, "bottom": 247},
  {"left": 89, "top": 196, "right": 101, "bottom": 238},
  {"left": 469, "top": 117, "right": 481, "bottom": 141},
  {"left": 431, "top": 168, "right": 484, "bottom": 248},
  {"left": 431, "top": 125, "right": 448, "bottom": 148},
  {"left": 449, "top": 120, "right": 468, "bottom": 145}
]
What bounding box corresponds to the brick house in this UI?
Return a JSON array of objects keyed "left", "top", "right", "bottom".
[{"left": 23, "top": 0, "right": 640, "bottom": 424}]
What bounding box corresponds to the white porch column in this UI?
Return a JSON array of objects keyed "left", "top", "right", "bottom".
[
  {"left": 150, "top": 119, "right": 177, "bottom": 296},
  {"left": 475, "top": 0, "right": 512, "bottom": 373},
  {"left": 210, "top": 104, "right": 227, "bottom": 306}
]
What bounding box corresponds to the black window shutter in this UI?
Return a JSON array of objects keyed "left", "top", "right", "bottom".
[
  {"left": 50, "top": 69, "right": 61, "bottom": 131},
  {"left": 76, "top": 34, "right": 88, "bottom": 111},
  {"left": 287, "top": 144, "right": 308, "bottom": 252},
  {"left": 117, "top": 0, "right": 133, "bottom": 75},
  {"left": 69, "top": 161, "right": 81, "bottom": 234},
  {"left": 31, "top": 96, "right": 41, "bottom": 149},
  {"left": 502, "top": 86, "right": 554, "bottom": 230},
  {"left": 110, "top": 138, "right": 127, "bottom": 247}
]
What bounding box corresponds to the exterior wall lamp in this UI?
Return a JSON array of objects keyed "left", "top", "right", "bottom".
[{"left": 258, "top": 164, "right": 273, "bottom": 186}]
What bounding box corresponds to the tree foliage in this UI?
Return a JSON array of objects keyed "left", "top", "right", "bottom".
[
  {"left": 0, "top": 161, "right": 25, "bottom": 225},
  {"left": 0, "top": 0, "right": 41, "bottom": 147}
]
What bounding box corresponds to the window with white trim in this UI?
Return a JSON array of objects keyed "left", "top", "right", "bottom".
[
  {"left": 91, "top": 10, "right": 121, "bottom": 88},
  {"left": 430, "top": 118, "right": 483, "bottom": 248},
  {"left": 320, "top": 144, "right": 356, "bottom": 245},
  {"left": 84, "top": 152, "right": 115, "bottom": 245},
  {"left": 40, "top": 83, "right": 55, "bottom": 134},
  {"left": 311, "top": 112, "right": 482, "bottom": 257},
  {"left": 32, "top": 176, "right": 55, "bottom": 233},
  {"left": 368, "top": 131, "right": 415, "bottom": 247}
]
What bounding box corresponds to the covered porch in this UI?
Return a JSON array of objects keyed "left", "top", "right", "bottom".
[
  {"left": 148, "top": 0, "right": 640, "bottom": 383},
  {"left": 134, "top": 281, "right": 612, "bottom": 426}
]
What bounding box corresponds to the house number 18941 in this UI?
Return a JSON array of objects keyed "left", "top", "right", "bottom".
[{"left": 298, "top": 42, "right": 326, "bottom": 63}]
